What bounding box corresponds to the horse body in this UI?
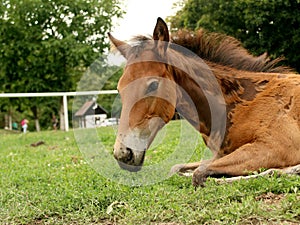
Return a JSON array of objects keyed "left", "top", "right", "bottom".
[
  {"left": 205, "top": 69, "right": 300, "bottom": 176},
  {"left": 215, "top": 69, "right": 300, "bottom": 156},
  {"left": 109, "top": 18, "right": 300, "bottom": 186},
  {"left": 172, "top": 59, "right": 300, "bottom": 185}
]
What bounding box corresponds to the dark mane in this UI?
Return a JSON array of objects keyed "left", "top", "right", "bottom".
[
  {"left": 129, "top": 30, "right": 292, "bottom": 73},
  {"left": 172, "top": 30, "right": 292, "bottom": 73}
]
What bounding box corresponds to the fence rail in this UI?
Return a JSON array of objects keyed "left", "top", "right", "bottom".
[{"left": 0, "top": 91, "right": 118, "bottom": 131}]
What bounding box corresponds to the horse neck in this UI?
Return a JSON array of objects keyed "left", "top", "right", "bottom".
[
  {"left": 172, "top": 62, "right": 257, "bottom": 147},
  {"left": 172, "top": 65, "right": 216, "bottom": 140}
]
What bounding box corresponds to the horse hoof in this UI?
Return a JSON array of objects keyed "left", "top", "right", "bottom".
[
  {"left": 192, "top": 169, "right": 207, "bottom": 187},
  {"left": 169, "top": 164, "right": 185, "bottom": 175}
]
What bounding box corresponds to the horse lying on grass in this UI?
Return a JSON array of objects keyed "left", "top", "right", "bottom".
[{"left": 109, "top": 17, "right": 300, "bottom": 187}]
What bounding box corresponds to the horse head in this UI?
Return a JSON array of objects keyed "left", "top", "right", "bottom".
[{"left": 109, "top": 18, "right": 177, "bottom": 171}]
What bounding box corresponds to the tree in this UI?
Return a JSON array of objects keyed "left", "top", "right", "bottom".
[
  {"left": 74, "top": 56, "right": 123, "bottom": 116},
  {"left": 168, "top": 0, "right": 300, "bottom": 73},
  {"left": 0, "top": 0, "right": 124, "bottom": 130}
]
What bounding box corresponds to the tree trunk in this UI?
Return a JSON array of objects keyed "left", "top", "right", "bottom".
[
  {"left": 8, "top": 114, "right": 12, "bottom": 130},
  {"left": 35, "top": 119, "right": 40, "bottom": 132},
  {"left": 4, "top": 114, "right": 9, "bottom": 129},
  {"left": 31, "top": 106, "right": 40, "bottom": 132},
  {"left": 59, "top": 97, "right": 65, "bottom": 131},
  {"left": 7, "top": 106, "right": 13, "bottom": 130}
]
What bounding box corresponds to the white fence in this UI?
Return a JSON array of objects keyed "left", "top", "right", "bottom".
[{"left": 0, "top": 90, "right": 118, "bottom": 131}]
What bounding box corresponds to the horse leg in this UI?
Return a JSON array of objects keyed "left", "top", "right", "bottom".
[
  {"left": 192, "top": 142, "right": 292, "bottom": 186},
  {"left": 170, "top": 160, "right": 212, "bottom": 175}
]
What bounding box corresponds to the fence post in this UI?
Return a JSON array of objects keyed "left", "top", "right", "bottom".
[{"left": 63, "top": 94, "right": 69, "bottom": 132}]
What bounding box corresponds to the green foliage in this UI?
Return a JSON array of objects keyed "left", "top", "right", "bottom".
[
  {"left": 169, "top": 0, "right": 300, "bottom": 72},
  {"left": 0, "top": 0, "right": 123, "bottom": 92},
  {"left": 0, "top": 0, "right": 124, "bottom": 129},
  {"left": 0, "top": 122, "right": 300, "bottom": 224}
]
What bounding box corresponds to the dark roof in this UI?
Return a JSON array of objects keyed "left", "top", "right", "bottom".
[{"left": 75, "top": 101, "right": 107, "bottom": 117}]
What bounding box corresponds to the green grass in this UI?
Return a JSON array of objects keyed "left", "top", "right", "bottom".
[{"left": 1, "top": 121, "right": 300, "bottom": 224}]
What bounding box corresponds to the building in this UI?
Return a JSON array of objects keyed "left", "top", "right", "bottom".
[{"left": 74, "top": 101, "right": 107, "bottom": 128}]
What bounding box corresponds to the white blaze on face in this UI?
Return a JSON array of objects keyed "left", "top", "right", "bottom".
[
  {"left": 123, "top": 129, "right": 149, "bottom": 152},
  {"left": 121, "top": 117, "right": 166, "bottom": 152}
]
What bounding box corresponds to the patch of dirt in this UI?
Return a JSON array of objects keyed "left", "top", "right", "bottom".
[
  {"left": 71, "top": 155, "right": 83, "bottom": 164},
  {"left": 255, "top": 192, "right": 285, "bottom": 205},
  {"left": 30, "top": 141, "right": 45, "bottom": 147}
]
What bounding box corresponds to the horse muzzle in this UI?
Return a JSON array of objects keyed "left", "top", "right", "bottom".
[
  {"left": 113, "top": 141, "right": 146, "bottom": 172},
  {"left": 113, "top": 117, "right": 166, "bottom": 172}
]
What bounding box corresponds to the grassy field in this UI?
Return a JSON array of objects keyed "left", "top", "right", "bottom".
[{"left": 1, "top": 121, "right": 300, "bottom": 225}]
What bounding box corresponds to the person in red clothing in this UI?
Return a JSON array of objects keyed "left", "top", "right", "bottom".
[{"left": 21, "top": 119, "right": 28, "bottom": 133}]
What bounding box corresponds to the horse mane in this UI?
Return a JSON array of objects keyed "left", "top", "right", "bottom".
[
  {"left": 171, "top": 30, "right": 292, "bottom": 73},
  {"left": 128, "top": 29, "right": 292, "bottom": 73}
]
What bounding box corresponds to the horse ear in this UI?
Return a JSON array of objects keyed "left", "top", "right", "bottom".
[
  {"left": 153, "top": 17, "right": 170, "bottom": 56},
  {"left": 153, "top": 17, "right": 170, "bottom": 42},
  {"left": 108, "top": 33, "right": 130, "bottom": 59}
]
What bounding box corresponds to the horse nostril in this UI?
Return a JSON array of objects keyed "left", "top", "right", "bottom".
[
  {"left": 114, "top": 145, "right": 135, "bottom": 163},
  {"left": 126, "top": 147, "right": 133, "bottom": 161}
]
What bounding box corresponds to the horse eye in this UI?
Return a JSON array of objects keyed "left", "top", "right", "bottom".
[{"left": 146, "top": 81, "right": 159, "bottom": 94}]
